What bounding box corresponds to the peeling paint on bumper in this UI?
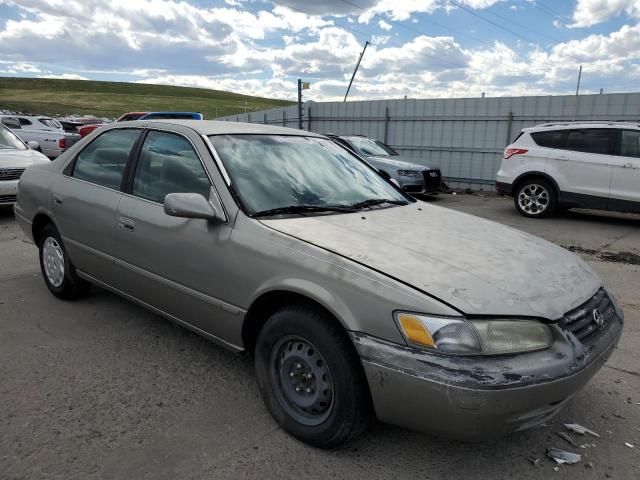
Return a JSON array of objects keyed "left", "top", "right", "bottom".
[{"left": 350, "top": 316, "right": 622, "bottom": 440}]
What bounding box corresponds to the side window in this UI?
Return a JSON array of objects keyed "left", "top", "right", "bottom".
[
  {"left": 18, "top": 118, "right": 32, "bottom": 126},
  {"left": 73, "top": 129, "right": 140, "bottom": 189},
  {"left": 530, "top": 130, "right": 565, "bottom": 148},
  {"left": 132, "top": 131, "right": 210, "bottom": 204},
  {"left": 563, "top": 129, "right": 612, "bottom": 154},
  {"left": 619, "top": 130, "right": 640, "bottom": 158}
]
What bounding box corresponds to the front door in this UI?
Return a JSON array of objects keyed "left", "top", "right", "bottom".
[
  {"left": 609, "top": 129, "right": 640, "bottom": 212},
  {"left": 112, "top": 128, "right": 240, "bottom": 345},
  {"left": 52, "top": 128, "right": 142, "bottom": 283}
]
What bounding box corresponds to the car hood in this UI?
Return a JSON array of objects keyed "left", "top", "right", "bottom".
[
  {"left": 261, "top": 202, "right": 601, "bottom": 319},
  {"left": 366, "top": 155, "right": 435, "bottom": 171},
  {"left": 0, "top": 148, "right": 49, "bottom": 167}
]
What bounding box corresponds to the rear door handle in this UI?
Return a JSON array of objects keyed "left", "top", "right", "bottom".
[
  {"left": 118, "top": 217, "right": 136, "bottom": 232},
  {"left": 52, "top": 194, "right": 63, "bottom": 205},
  {"left": 623, "top": 163, "right": 635, "bottom": 169}
]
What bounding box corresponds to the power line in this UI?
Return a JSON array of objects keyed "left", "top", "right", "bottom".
[
  {"left": 479, "top": 5, "right": 561, "bottom": 43},
  {"left": 449, "top": 0, "right": 538, "bottom": 44}
]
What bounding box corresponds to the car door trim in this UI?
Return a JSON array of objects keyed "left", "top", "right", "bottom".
[
  {"left": 64, "top": 236, "right": 245, "bottom": 316},
  {"left": 76, "top": 269, "right": 244, "bottom": 352}
]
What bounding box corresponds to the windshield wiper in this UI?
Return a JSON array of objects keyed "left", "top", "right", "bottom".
[
  {"left": 348, "top": 198, "right": 407, "bottom": 209},
  {"left": 252, "top": 204, "right": 357, "bottom": 218}
]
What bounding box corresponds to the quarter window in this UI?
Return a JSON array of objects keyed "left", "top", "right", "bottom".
[
  {"left": 620, "top": 130, "right": 640, "bottom": 158},
  {"left": 132, "top": 131, "right": 210, "bottom": 204},
  {"left": 73, "top": 129, "right": 140, "bottom": 189},
  {"left": 530, "top": 130, "right": 565, "bottom": 148},
  {"left": 563, "top": 129, "right": 612, "bottom": 155}
]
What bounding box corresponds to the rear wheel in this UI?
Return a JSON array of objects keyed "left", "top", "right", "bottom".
[
  {"left": 514, "top": 178, "right": 556, "bottom": 218},
  {"left": 254, "top": 305, "right": 372, "bottom": 448},
  {"left": 38, "top": 224, "right": 90, "bottom": 299}
]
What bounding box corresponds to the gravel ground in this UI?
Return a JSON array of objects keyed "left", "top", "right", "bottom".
[{"left": 1, "top": 193, "right": 639, "bottom": 480}]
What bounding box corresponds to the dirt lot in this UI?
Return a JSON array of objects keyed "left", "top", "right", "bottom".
[{"left": 1, "top": 193, "right": 639, "bottom": 480}]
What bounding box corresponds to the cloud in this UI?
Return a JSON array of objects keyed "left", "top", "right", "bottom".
[
  {"left": 378, "top": 19, "right": 392, "bottom": 30},
  {"left": 570, "top": 0, "right": 640, "bottom": 28}
]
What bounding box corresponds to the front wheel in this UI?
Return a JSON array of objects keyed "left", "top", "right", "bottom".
[
  {"left": 514, "top": 178, "right": 557, "bottom": 218},
  {"left": 254, "top": 305, "right": 372, "bottom": 448},
  {"left": 38, "top": 224, "right": 90, "bottom": 299}
]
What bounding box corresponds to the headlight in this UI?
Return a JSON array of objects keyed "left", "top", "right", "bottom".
[
  {"left": 397, "top": 170, "right": 420, "bottom": 177},
  {"left": 395, "top": 312, "right": 553, "bottom": 355}
]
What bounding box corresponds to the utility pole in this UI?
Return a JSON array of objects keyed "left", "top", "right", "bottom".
[
  {"left": 344, "top": 41, "right": 369, "bottom": 102},
  {"left": 575, "top": 65, "right": 582, "bottom": 96},
  {"left": 297, "top": 79, "right": 311, "bottom": 130},
  {"left": 298, "top": 79, "right": 303, "bottom": 130}
]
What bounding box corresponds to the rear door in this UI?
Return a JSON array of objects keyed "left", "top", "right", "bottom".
[
  {"left": 52, "top": 127, "right": 142, "bottom": 283},
  {"left": 112, "top": 127, "right": 239, "bottom": 342},
  {"left": 609, "top": 129, "right": 640, "bottom": 212},
  {"left": 546, "top": 128, "right": 614, "bottom": 207}
]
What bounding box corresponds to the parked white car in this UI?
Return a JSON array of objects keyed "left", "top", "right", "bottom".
[
  {"left": 496, "top": 122, "right": 640, "bottom": 217},
  {"left": 0, "top": 116, "right": 81, "bottom": 159},
  {"left": 0, "top": 123, "right": 50, "bottom": 205},
  {"left": 12, "top": 115, "right": 64, "bottom": 131}
]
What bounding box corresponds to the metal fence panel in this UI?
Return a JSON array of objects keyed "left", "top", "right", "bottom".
[{"left": 216, "top": 93, "right": 640, "bottom": 189}]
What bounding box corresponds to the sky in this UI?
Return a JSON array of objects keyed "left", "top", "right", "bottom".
[{"left": 0, "top": 0, "right": 639, "bottom": 101}]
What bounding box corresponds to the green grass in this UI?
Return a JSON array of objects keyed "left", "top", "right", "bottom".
[{"left": 0, "top": 77, "right": 294, "bottom": 119}]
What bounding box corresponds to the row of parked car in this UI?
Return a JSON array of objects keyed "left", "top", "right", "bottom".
[
  {"left": 0, "top": 111, "right": 204, "bottom": 159},
  {"left": 2, "top": 113, "right": 639, "bottom": 217}
]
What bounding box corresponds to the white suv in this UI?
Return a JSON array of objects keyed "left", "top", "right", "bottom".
[{"left": 496, "top": 122, "right": 640, "bottom": 217}]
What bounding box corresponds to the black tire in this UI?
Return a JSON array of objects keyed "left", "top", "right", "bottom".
[
  {"left": 254, "top": 305, "right": 372, "bottom": 448},
  {"left": 38, "top": 223, "right": 90, "bottom": 300},
  {"left": 514, "top": 178, "right": 557, "bottom": 218}
]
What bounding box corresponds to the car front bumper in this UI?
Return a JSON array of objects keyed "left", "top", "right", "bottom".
[
  {"left": 350, "top": 314, "right": 622, "bottom": 440},
  {"left": 0, "top": 179, "right": 19, "bottom": 204}
]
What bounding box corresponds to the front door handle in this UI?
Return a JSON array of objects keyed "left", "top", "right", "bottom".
[
  {"left": 118, "top": 217, "right": 136, "bottom": 232},
  {"left": 52, "top": 194, "right": 63, "bottom": 205},
  {"left": 623, "top": 163, "right": 635, "bottom": 169}
]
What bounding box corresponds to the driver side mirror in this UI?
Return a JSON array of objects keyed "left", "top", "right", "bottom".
[
  {"left": 164, "top": 192, "right": 222, "bottom": 221},
  {"left": 27, "top": 140, "right": 40, "bottom": 150}
]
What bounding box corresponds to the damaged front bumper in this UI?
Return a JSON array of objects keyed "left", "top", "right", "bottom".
[{"left": 350, "top": 315, "right": 622, "bottom": 440}]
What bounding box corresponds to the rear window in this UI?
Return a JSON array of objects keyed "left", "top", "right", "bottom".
[
  {"left": 563, "top": 129, "right": 612, "bottom": 154},
  {"left": 530, "top": 130, "right": 565, "bottom": 148}
]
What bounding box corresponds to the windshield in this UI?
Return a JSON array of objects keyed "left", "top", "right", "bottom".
[
  {"left": 209, "top": 134, "right": 408, "bottom": 216},
  {"left": 0, "top": 124, "right": 27, "bottom": 150},
  {"left": 40, "top": 118, "right": 62, "bottom": 130},
  {"left": 345, "top": 136, "right": 397, "bottom": 156}
]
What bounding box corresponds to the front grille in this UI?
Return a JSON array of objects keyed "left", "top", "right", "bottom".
[
  {"left": 423, "top": 169, "right": 441, "bottom": 190},
  {"left": 0, "top": 168, "right": 25, "bottom": 181},
  {"left": 561, "top": 289, "right": 616, "bottom": 343},
  {"left": 0, "top": 194, "right": 17, "bottom": 203}
]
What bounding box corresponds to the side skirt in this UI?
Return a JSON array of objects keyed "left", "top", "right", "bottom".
[{"left": 77, "top": 270, "right": 245, "bottom": 353}]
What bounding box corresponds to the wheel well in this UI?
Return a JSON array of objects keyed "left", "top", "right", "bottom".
[
  {"left": 242, "top": 291, "right": 345, "bottom": 354},
  {"left": 32, "top": 213, "right": 54, "bottom": 247},
  {"left": 513, "top": 173, "right": 558, "bottom": 198}
]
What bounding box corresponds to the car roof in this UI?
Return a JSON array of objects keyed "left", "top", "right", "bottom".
[
  {"left": 117, "top": 119, "right": 326, "bottom": 137},
  {"left": 524, "top": 121, "right": 640, "bottom": 132}
]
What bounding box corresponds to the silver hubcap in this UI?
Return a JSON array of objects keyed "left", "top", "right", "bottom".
[
  {"left": 42, "top": 237, "right": 65, "bottom": 287},
  {"left": 518, "top": 184, "right": 550, "bottom": 215}
]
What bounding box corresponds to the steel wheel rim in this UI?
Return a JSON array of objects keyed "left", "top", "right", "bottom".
[
  {"left": 269, "top": 335, "right": 335, "bottom": 426},
  {"left": 518, "top": 184, "right": 550, "bottom": 215},
  {"left": 42, "top": 237, "right": 65, "bottom": 287}
]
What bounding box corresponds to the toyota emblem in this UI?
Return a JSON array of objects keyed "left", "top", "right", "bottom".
[
  {"left": 0, "top": 169, "right": 7, "bottom": 177},
  {"left": 592, "top": 309, "right": 605, "bottom": 328}
]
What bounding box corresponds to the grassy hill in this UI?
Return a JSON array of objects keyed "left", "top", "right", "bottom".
[{"left": 0, "top": 77, "right": 294, "bottom": 119}]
